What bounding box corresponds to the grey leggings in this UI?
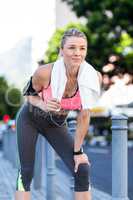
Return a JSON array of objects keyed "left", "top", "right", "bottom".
[{"left": 16, "top": 102, "right": 90, "bottom": 192}]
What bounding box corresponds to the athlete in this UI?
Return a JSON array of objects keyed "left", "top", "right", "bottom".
[{"left": 15, "top": 28, "right": 101, "bottom": 200}]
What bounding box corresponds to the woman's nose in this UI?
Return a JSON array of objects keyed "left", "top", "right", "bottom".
[{"left": 74, "top": 48, "right": 80, "bottom": 55}]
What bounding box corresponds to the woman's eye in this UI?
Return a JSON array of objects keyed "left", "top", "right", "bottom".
[
  {"left": 81, "top": 47, "right": 86, "bottom": 50},
  {"left": 68, "top": 46, "right": 86, "bottom": 50},
  {"left": 69, "top": 46, "right": 75, "bottom": 49}
]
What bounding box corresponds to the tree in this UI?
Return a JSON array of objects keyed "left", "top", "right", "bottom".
[
  {"left": 0, "top": 77, "right": 9, "bottom": 119},
  {"left": 6, "top": 87, "right": 23, "bottom": 118},
  {"left": 0, "top": 76, "right": 22, "bottom": 120},
  {"left": 61, "top": 0, "right": 133, "bottom": 73}
]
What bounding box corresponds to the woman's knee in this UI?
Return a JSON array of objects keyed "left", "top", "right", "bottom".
[{"left": 74, "top": 163, "right": 90, "bottom": 192}]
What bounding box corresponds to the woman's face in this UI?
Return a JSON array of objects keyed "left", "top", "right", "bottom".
[{"left": 60, "top": 36, "right": 87, "bottom": 68}]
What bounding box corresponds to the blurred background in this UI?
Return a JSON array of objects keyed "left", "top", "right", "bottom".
[{"left": 0, "top": 0, "right": 133, "bottom": 199}]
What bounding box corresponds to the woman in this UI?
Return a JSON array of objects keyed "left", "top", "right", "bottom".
[{"left": 15, "top": 28, "right": 101, "bottom": 200}]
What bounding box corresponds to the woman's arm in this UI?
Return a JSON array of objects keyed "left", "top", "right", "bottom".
[
  {"left": 32, "top": 64, "right": 52, "bottom": 92},
  {"left": 73, "top": 109, "right": 91, "bottom": 172},
  {"left": 74, "top": 71, "right": 101, "bottom": 151},
  {"left": 74, "top": 109, "right": 90, "bottom": 152},
  {"left": 24, "top": 65, "right": 50, "bottom": 110},
  {"left": 25, "top": 64, "right": 60, "bottom": 112},
  {"left": 26, "top": 96, "right": 47, "bottom": 110}
]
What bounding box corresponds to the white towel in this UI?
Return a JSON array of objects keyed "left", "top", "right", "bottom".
[{"left": 51, "top": 57, "right": 101, "bottom": 109}]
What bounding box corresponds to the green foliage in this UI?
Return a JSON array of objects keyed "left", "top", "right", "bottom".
[
  {"left": 114, "top": 33, "right": 133, "bottom": 54},
  {"left": 61, "top": 0, "right": 133, "bottom": 72},
  {"left": 6, "top": 88, "right": 23, "bottom": 118},
  {"left": 44, "top": 23, "right": 88, "bottom": 63},
  {"left": 0, "top": 76, "right": 22, "bottom": 120},
  {"left": 0, "top": 77, "right": 8, "bottom": 119}
]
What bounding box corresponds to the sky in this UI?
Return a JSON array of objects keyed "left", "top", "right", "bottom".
[{"left": 0, "top": 0, "right": 56, "bottom": 81}]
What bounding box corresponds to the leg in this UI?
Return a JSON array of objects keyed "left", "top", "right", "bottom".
[
  {"left": 75, "top": 191, "right": 91, "bottom": 200},
  {"left": 41, "top": 122, "right": 91, "bottom": 200},
  {"left": 74, "top": 163, "right": 92, "bottom": 200},
  {"left": 15, "top": 104, "right": 39, "bottom": 200},
  {"left": 15, "top": 191, "right": 31, "bottom": 200}
]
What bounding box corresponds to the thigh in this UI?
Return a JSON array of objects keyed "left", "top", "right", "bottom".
[
  {"left": 16, "top": 104, "right": 39, "bottom": 166},
  {"left": 41, "top": 124, "right": 75, "bottom": 175}
]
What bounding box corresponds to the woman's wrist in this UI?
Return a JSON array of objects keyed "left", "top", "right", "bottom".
[
  {"left": 37, "top": 100, "right": 48, "bottom": 112},
  {"left": 73, "top": 147, "right": 83, "bottom": 155},
  {"left": 27, "top": 96, "right": 48, "bottom": 112}
]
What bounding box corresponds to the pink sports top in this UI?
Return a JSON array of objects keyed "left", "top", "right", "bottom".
[{"left": 41, "top": 84, "right": 82, "bottom": 110}]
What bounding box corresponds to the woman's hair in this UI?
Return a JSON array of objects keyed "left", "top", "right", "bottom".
[{"left": 60, "top": 28, "right": 87, "bottom": 48}]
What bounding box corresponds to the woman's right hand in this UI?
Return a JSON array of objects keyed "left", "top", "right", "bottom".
[
  {"left": 45, "top": 98, "right": 61, "bottom": 112},
  {"left": 27, "top": 96, "right": 60, "bottom": 112}
]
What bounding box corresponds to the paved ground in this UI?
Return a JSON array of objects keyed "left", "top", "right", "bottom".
[{"left": 0, "top": 152, "right": 112, "bottom": 200}]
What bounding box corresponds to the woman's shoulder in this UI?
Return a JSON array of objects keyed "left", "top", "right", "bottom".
[
  {"left": 37, "top": 62, "right": 54, "bottom": 73},
  {"left": 34, "top": 62, "right": 54, "bottom": 78},
  {"left": 32, "top": 63, "right": 54, "bottom": 89}
]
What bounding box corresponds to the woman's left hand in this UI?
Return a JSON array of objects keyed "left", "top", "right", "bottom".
[{"left": 74, "top": 153, "right": 91, "bottom": 173}]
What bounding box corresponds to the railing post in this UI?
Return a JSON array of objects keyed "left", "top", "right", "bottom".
[
  {"left": 10, "top": 129, "right": 18, "bottom": 168},
  {"left": 33, "top": 135, "right": 47, "bottom": 192},
  {"left": 111, "top": 115, "right": 129, "bottom": 200},
  {"left": 3, "top": 129, "right": 18, "bottom": 168},
  {"left": 46, "top": 141, "right": 56, "bottom": 200},
  {"left": 3, "top": 130, "right": 9, "bottom": 159}
]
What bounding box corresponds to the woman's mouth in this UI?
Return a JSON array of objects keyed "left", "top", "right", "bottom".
[{"left": 72, "top": 58, "right": 81, "bottom": 62}]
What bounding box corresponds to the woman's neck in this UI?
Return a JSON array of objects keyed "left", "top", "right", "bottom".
[{"left": 65, "top": 64, "right": 79, "bottom": 79}]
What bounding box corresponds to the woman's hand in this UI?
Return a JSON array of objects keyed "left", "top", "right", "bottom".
[
  {"left": 27, "top": 96, "right": 61, "bottom": 112},
  {"left": 46, "top": 98, "right": 61, "bottom": 112},
  {"left": 74, "top": 153, "right": 91, "bottom": 173}
]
